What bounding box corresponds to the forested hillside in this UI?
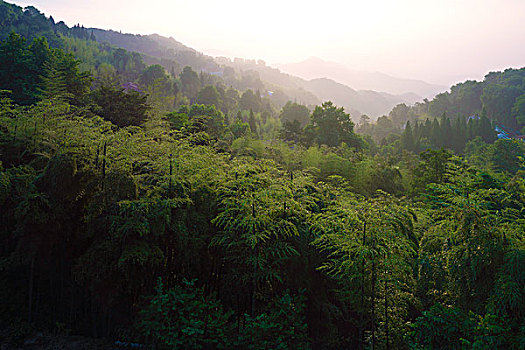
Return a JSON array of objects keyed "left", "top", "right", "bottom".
[
  {"left": 219, "top": 57, "right": 421, "bottom": 118},
  {"left": 357, "top": 67, "right": 525, "bottom": 149},
  {"left": 0, "top": 0, "right": 435, "bottom": 119},
  {"left": 1, "top": 2, "right": 525, "bottom": 350},
  {"left": 427, "top": 69, "right": 525, "bottom": 130}
]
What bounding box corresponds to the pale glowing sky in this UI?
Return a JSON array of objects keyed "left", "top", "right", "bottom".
[{"left": 9, "top": 0, "right": 525, "bottom": 85}]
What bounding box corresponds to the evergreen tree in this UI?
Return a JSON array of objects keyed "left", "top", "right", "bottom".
[
  {"left": 0, "top": 33, "right": 34, "bottom": 104},
  {"left": 479, "top": 114, "right": 496, "bottom": 143},
  {"left": 442, "top": 116, "right": 453, "bottom": 149},
  {"left": 309, "top": 101, "right": 362, "bottom": 148},
  {"left": 279, "top": 101, "right": 310, "bottom": 127},
  {"left": 248, "top": 109, "right": 258, "bottom": 136},
  {"left": 430, "top": 118, "right": 442, "bottom": 148},
  {"left": 180, "top": 66, "right": 200, "bottom": 102},
  {"left": 452, "top": 117, "right": 467, "bottom": 153},
  {"left": 400, "top": 121, "right": 415, "bottom": 151},
  {"left": 467, "top": 117, "right": 476, "bottom": 141},
  {"left": 91, "top": 84, "right": 150, "bottom": 127},
  {"left": 196, "top": 85, "right": 221, "bottom": 107},
  {"left": 422, "top": 118, "right": 433, "bottom": 140}
]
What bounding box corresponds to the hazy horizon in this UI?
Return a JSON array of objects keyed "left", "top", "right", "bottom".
[{"left": 8, "top": 0, "right": 525, "bottom": 87}]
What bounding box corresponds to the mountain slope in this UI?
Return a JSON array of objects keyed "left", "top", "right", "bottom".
[
  {"left": 79, "top": 27, "right": 426, "bottom": 117},
  {"left": 224, "top": 59, "right": 419, "bottom": 118},
  {"left": 275, "top": 57, "right": 446, "bottom": 98},
  {"left": 300, "top": 78, "right": 418, "bottom": 118},
  {"left": 90, "top": 29, "right": 194, "bottom": 58},
  {"left": 0, "top": 0, "right": 422, "bottom": 118},
  {"left": 89, "top": 28, "right": 220, "bottom": 71}
]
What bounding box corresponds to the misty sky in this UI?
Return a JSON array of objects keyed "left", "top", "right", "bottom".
[{"left": 8, "top": 0, "right": 525, "bottom": 86}]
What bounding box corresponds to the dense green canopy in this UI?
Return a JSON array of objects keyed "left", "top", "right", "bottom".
[{"left": 0, "top": 9, "right": 524, "bottom": 350}]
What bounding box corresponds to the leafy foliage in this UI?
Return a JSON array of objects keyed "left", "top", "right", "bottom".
[
  {"left": 0, "top": 23, "right": 524, "bottom": 350},
  {"left": 91, "top": 84, "right": 151, "bottom": 127},
  {"left": 137, "top": 279, "right": 233, "bottom": 349}
]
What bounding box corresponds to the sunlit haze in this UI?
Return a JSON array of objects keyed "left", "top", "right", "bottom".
[{"left": 9, "top": 0, "right": 525, "bottom": 86}]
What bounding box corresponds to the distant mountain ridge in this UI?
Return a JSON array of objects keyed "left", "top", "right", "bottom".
[
  {"left": 87, "top": 28, "right": 422, "bottom": 118},
  {"left": 89, "top": 29, "right": 195, "bottom": 58},
  {"left": 275, "top": 57, "right": 446, "bottom": 98},
  {"left": 88, "top": 28, "right": 220, "bottom": 72},
  {"left": 223, "top": 59, "right": 420, "bottom": 118},
  {"left": 300, "top": 78, "right": 420, "bottom": 119},
  {"left": 0, "top": 0, "right": 431, "bottom": 118}
]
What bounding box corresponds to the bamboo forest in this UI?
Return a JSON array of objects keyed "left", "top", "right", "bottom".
[{"left": 0, "top": 1, "right": 524, "bottom": 349}]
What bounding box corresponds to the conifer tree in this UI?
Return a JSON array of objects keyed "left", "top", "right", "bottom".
[
  {"left": 400, "top": 121, "right": 415, "bottom": 151},
  {"left": 479, "top": 114, "right": 496, "bottom": 143},
  {"left": 442, "top": 116, "right": 453, "bottom": 149},
  {"left": 248, "top": 109, "right": 258, "bottom": 136},
  {"left": 430, "top": 118, "right": 442, "bottom": 148},
  {"left": 422, "top": 118, "right": 432, "bottom": 141},
  {"left": 39, "top": 54, "right": 69, "bottom": 100}
]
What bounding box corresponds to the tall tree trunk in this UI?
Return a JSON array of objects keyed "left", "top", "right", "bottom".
[
  {"left": 251, "top": 201, "right": 257, "bottom": 316},
  {"left": 384, "top": 253, "right": 389, "bottom": 350},
  {"left": 359, "top": 221, "right": 366, "bottom": 350},
  {"left": 35, "top": 273, "right": 41, "bottom": 321},
  {"left": 371, "top": 234, "right": 376, "bottom": 350},
  {"left": 102, "top": 142, "right": 107, "bottom": 179},
  {"left": 91, "top": 294, "right": 98, "bottom": 338},
  {"left": 236, "top": 293, "right": 241, "bottom": 333},
  {"left": 95, "top": 145, "right": 100, "bottom": 169},
  {"left": 33, "top": 121, "right": 37, "bottom": 149},
  {"left": 59, "top": 249, "right": 65, "bottom": 323},
  {"left": 168, "top": 155, "right": 173, "bottom": 198},
  {"left": 251, "top": 244, "right": 258, "bottom": 316},
  {"left": 28, "top": 255, "right": 35, "bottom": 322}
]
